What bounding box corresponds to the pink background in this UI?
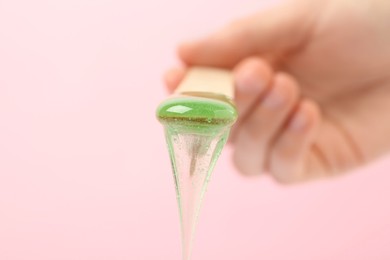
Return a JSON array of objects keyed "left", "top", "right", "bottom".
[{"left": 1, "top": 0, "right": 390, "bottom": 259}]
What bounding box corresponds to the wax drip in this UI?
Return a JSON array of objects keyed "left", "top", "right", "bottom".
[{"left": 157, "top": 95, "right": 237, "bottom": 260}]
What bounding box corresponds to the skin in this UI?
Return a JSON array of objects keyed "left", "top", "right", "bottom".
[{"left": 164, "top": 0, "right": 390, "bottom": 183}]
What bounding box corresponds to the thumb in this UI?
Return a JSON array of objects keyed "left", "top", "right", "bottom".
[{"left": 178, "top": 1, "right": 318, "bottom": 68}]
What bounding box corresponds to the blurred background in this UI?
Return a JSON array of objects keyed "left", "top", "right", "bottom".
[{"left": 1, "top": 0, "right": 390, "bottom": 259}]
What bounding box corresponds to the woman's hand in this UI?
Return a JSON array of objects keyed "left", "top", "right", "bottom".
[{"left": 164, "top": 0, "right": 390, "bottom": 183}]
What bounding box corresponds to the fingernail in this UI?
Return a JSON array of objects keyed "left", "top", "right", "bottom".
[
  {"left": 236, "top": 70, "right": 264, "bottom": 95},
  {"left": 289, "top": 110, "right": 308, "bottom": 132},
  {"left": 262, "top": 86, "right": 285, "bottom": 109}
]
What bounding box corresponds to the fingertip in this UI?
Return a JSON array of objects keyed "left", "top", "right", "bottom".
[
  {"left": 274, "top": 72, "right": 300, "bottom": 98},
  {"left": 177, "top": 42, "right": 191, "bottom": 64},
  {"left": 231, "top": 57, "right": 274, "bottom": 137},
  {"left": 232, "top": 146, "right": 261, "bottom": 176},
  {"left": 269, "top": 99, "right": 321, "bottom": 184},
  {"left": 163, "top": 67, "right": 186, "bottom": 93},
  {"left": 288, "top": 99, "right": 321, "bottom": 133},
  {"left": 234, "top": 57, "right": 273, "bottom": 95},
  {"left": 177, "top": 40, "right": 202, "bottom": 65},
  {"left": 177, "top": 30, "right": 247, "bottom": 68},
  {"left": 258, "top": 72, "right": 299, "bottom": 112}
]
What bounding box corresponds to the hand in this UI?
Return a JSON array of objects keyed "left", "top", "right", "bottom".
[{"left": 164, "top": 0, "right": 390, "bottom": 183}]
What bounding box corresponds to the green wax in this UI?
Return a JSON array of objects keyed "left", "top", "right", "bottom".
[{"left": 156, "top": 95, "right": 238, "bottom": 134}]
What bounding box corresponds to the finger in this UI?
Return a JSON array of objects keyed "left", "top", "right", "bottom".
[
  {"left": 269, "top": 99, "right": 322, "bottom": 183},
  {"left": 233, "top": 72, "right": 299, "bottom": 175},
  {"left": 229, "top": 57, "right": 273, "bottom": 142},
  {"left": 163, "top": 67, "right": 186, "bottom": 93},
  {"left": 178, "top": 2, "right": 312, "bottom": 68}
]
